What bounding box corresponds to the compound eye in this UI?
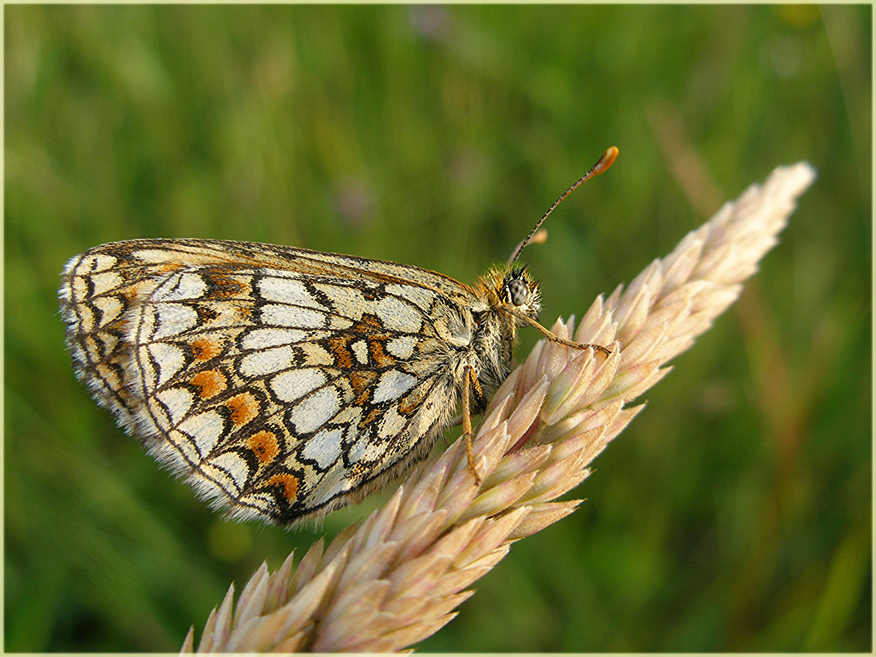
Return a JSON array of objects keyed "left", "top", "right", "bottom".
[{"left": 507, "top": 278, "right": 529, "bottom": 307}]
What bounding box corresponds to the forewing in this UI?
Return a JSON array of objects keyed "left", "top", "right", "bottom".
[{"left": 60, "top": 239, "right": 474, "bottom": 523}]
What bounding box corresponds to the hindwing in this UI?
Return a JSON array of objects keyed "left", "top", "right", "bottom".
[{"left": 60, "top": 239, "right": 481, "bottom": 523}]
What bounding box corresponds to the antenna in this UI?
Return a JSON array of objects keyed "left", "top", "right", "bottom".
[{"left": 507, "top": 146, "right": 618, "bottom": 266}]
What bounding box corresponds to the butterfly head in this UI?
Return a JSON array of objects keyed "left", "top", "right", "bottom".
[{"left": 501, "top": 266, "right": 541, "bottom": 321}]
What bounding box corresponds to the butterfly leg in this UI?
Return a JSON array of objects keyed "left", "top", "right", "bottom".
[
  {"left": 513, "top": 312, "right": 613, "bottom": 356},
  {"left": 550, "top": 335, "right": 612, "bottom": 357},
  {"left": 462, "top": 365, "right": 484, "bottom": 486}
]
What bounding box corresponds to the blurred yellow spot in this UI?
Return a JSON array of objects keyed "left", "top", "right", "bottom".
[
  {"left": 775, "top": 5, "right": 820, "bottom": 28},
  {"left": 207, "top": 521, "right": 252, "bottom": 563}
]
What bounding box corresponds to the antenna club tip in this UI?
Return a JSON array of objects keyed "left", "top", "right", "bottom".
[
  {"left": 507, "top": 146, "right": 618, "bottom": 265},
  {"left": 530, "top": 228, "right": 548, "bottom": 245},
  {"left": 600, "top": 146, "right": 619, "bottom": 170}
]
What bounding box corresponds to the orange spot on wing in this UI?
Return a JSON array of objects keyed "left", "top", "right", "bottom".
[
  {"left": 356, "top": 314, "right": 382, "bottom": 330},
  {"left": 324, "top": 312, "right": 397, "bottom": 377},
  {"left": 226, "top": 392, "right": 258, "bottom": 427},
  {"left": 327, "top": 335, "right": 354, "bottom": 369},
  {"left": 358, "top": 407, "right": 383, "bottom": 431},
  {"left": 208, "top": 270, "right": 245, "bottom": 297},
  {"left": 190, "top": 370, "right": 227, "bottom": 398},
  {"left": 267, "top": 473, "right": 300, "bottom": 502},
  {"left": 191, "top": 337, "right": 222, "bottom": 361},
  {"left": 155, "top": 262, "right": 185, "bottom": 274},
  {"left": 367, "top": 338, "right": 395, "bottom": 368},
  {"left": 348, "top": 370, "right": 378, "bottom": 405},
  {"left": 350, "top": 314, "right": 397, "bottom": 368},
  {"left": 233, "top": 302, "right": 253, "bottom": 321},
  {"left": 248, "top": 430, "right": 279, "bottom": 464},
  {"left": 397, "top": 387, "right": 425, "bottom": 416}
]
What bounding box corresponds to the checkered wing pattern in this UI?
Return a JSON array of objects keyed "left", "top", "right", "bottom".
[{"left": 60, "top": 239, "right": 484, "bottom": 524}]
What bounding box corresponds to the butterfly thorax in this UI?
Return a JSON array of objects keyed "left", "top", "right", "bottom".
[{"left": 465, "top": 266, "right": 542, "bottom": 407}]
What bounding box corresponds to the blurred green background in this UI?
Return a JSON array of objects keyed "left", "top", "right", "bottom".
[{"left": 5, "top": 5, "right": 870, "bottom": 652}]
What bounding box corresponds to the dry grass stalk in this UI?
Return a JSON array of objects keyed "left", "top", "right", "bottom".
[{"left": 182, "top": 161, "right": 816, "bottom": 653}]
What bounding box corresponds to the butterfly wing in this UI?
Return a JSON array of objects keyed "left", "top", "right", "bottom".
[{"left": 60, "top": 239, "right": 478, "bottom": 524}]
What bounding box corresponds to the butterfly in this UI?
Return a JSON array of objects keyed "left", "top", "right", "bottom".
[{"left": 59, "top": 147, "right": 617, "bottom": 525}]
